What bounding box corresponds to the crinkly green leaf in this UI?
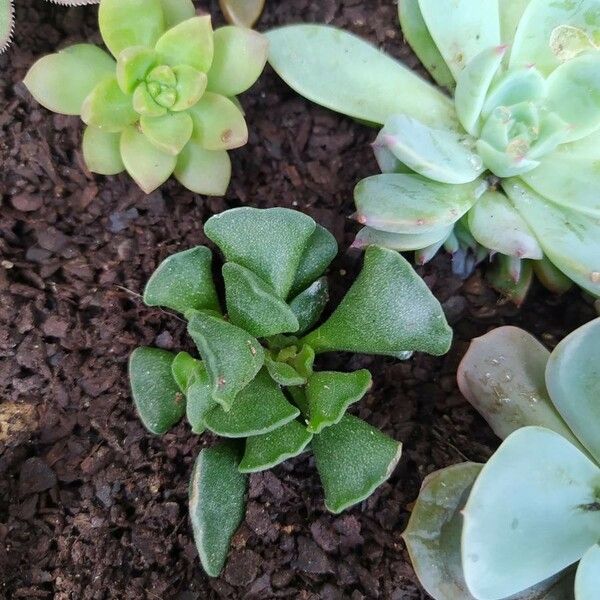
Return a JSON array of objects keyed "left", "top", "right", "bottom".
[
  {"left": 81, "top": 77, "right": 138, "bottom": 133},
  {"left": 116, "top": 46, "right": 158, "bottom": 94},
  {"left": 174, "top": 141, "right": 231, "bottom": 196},
  {"left": 144, "top": 246, "right": 220, "bottom": 315},
  {"left": 129, "top": 347, "right": 184, "bottom": 434},
  {"left": 313, "top": 414, "right": 402, "bottom": 513},
  {"left": 160, "top": 0, "right": 196, "bottom": 29},
  {"left": 353, "top": 225, "right": 453, "bottom": 252},
  {"left": 238, "top": 420, "right": 312, "bottom": 473},
  {"left": 82, "top": 126, "right": 124, "bottom": 175},
  {"left": 306, "top": 370, "right": 372, "bottom": 434},
  {"left": 264, "top": 355, "right": 306, "bottom": 387},
  {"left": 171, "top": 65, "right": 207, "bottom": 112},
  {"left": 302, "top": 246, "right": 452, "bottom": 357},
  {"left": 171, "top": 351, "right": 203, "bottom": 393},
  {"left": 288, "top": 277, "right": 328, "bottom": 335},
  {"left": 24, "top": 44, "right": 115, "bottom": 115},
  {"left": 205, "top": 207, "right": 316, "bottom": 299},
  {"left": 207, "top": 26, "right": 268, "bottom": 97},
  {"left": 186, "top": 373, "right": 216, "bottom": 435},
  {"left": 266, "top": 25, "right": 459, "bottom": 129},
  {"left": 140, "top": 112, "right": 193, "bottom": 155},
  {"left": 189, "top": 443, "right": 247, "bottom": 578},
  {"left": 187, "top": 310, "right": 264, "bottom": 410},
  {"left": 576, "top": 545, "right": 600, "bottom": 600}
]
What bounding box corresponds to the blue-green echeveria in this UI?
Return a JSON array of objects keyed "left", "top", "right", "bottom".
[
  {"left": 403, "top": 317, "right": 600, "bottom": 600},
  {"left": 266, "top": 0, "right": 600, "bottom": 303},
  {"left": 23, "top": 0, "right": 268, "bottom": 194}
]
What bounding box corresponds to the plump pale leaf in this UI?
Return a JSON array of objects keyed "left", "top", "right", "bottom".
[
  {"left": 187, "top": 310, "right": 264, "bottom": 410},
  {"left": 171, "top": 351, "right": 203, "bottom": 393},
  {"left": 219, "top": 0, "right": 265, "bottom": 28},
  {"left": 186, "top": 377, "right": 216, "bottom": 435},
  {"left": 99, "top": 0, "right": 165, "bottom": 58},
  {"left": 174, "top": 140, "right": 231, "bottom": 195},
  {"left": 129, "top": 347, "right": 184, "bottom": 434},
  {"left": 313, "top": 414, "right": 402, "bottom": 513},
  {"left": 203, "top": 369, "right": 299, "bottom": 437},
  {"left": 306, "top": 370, "right": 372, "bottom": 434},
  {"left": 132, "top": 83, "right": 167, "bottom": 117},
  {"left": 288, "top": 277, "right": 329, "bottom": 335},
  {"left": 205, "top": 207, "right": 316, "bottom": 299},
  {"left": 487, "top": 255, "right": 534, "bottom": 306},
  {"left": 140, "top": 112, "right": 193, "bottom": 155},
  {"left": 0, "top": 0, "right": 14, "bottom": 53},
  {"left": 302, "top": 246, "right": 452, "bottom": 357},
  {"left": 546, "top": 318, "right": 600, "bottom": 463},
  {"left": 171, "top": 65, "right": 207, "bottom": 112},
  {"left": 207, "top": 26, "right": 268, "bottom": 97},
  {"left": 499, "top": 0, "right": 531, "bottom": 45},
  {"left": 116, "top": 46, "right": 158, "bottom": 94},
  {"left": 266, "top": 25, "right": 459, "bottom": 129},
  {"left": 532, "top": 258, "right": 574, "bottom": 295},
  {"left": 482, "top": 67, "right": 546, "bottom": 118},
  {"left": 24, "top": 44, "right": 115, "bottom": 115},
  {"left": 189, "top": 443, "right": 247, "bottom": 577},
  {"left": 82, "top": 126, "right": 124, "bottom": 175},
  {"left": 353, "top": 225, "right": 452, "bottom": 252},
  {"left": 239, "top": 420, "right": 312, "bottom": 473},
  {"left": 462, "top": 427, "right": 600, "bottom": 599},
  {"left": 160, "top": 0, "right": 196, "bottom": 29},
  {"left": 575, "top": 545, "right": 600, "bottom": 600},
  {"left": 476, "top": 139, "right": 540, "bottom": 177},
  {"left": 418, "top": 0, "right": 501, "bottom": 76},
  {"left": 144, "top": 246, "right": 220, "bottom": 315},
  {"left": 354, "top": 173, "right": 486, "bottom": 234},
  {"left": 264, "top": 355, "right": 306, "bottom": 387},
  {"left": 81, "top": 77, "right": 138, "bottom": 133},
  {"left": 222, "top": 262, "right": 299, "bottom": 337}
]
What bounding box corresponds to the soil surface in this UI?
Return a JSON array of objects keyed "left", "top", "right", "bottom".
[{"left": 0, "top": 1, "right": 596, "bottom": 599}]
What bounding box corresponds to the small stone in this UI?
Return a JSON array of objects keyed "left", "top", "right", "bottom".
[
  {"left": 19, "top": 458, "right": 57, "bottom": 496},
  {"left": 11, "top": 193, "right": 43, "bottom": 212}
]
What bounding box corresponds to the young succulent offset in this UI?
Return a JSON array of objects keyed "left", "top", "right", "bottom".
[
  {"left": 403, "top": 318, "right": 600, "bottom": 600},
  {"left": 23, "top": 0, "right": 268, "bottom": 194},
  {"left": 266, "top": 0, "right": 600, "bottom": 303},
  {"left": 129, "top": 207, "right": 452, "bottom": 577}
]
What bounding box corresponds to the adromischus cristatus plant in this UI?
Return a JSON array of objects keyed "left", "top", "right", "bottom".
[
  {"left": 23, "top": 0, "right": 268, "bottom": 194},
  {"left": 404, "top": 318, "right": 600, "bottom": 600},
  {"left": 129, "top": 207, "right": 452, "bottom": 576},
  {"left": 266, "top": 0, "right": 600, "bottom": 304}
]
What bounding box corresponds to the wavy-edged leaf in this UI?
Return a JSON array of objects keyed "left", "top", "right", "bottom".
[
  {"left": 140, "top": 112, "right": 193, "bottom": 156},
  {"left": 264, "top": 355, "right": 306, "bottom": 387},
  {"left": 82, "top": 126, "right": 124, "bottom": 175},
  {"left": 160, "top": 0, "right": 196, "bottom": 29},
  {"left": 575, "top": 544, "right": 600, "bottom": 600},
  {"left": 171, "top": 350, "right": 203, "bottom": 393},
  {"left": 288, "top": 277, "right": 329, "bottom": 335},
  {"left": 267, "top": 25, "right": 459, "bottom": 129},
  {"left": 219, "top": 0, "right": 265, "bottom": 28},
  {"left": 174, "top": 140, "right": 231, "bottom": 196},
  {"left": 186, "top": 377, "right": 216, "bottom": 435},
  {"left": 353, "top": 225, "right": 452, "bottom": 252}
]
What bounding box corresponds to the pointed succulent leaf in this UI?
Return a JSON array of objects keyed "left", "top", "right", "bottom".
[
  {"left": 487, "top": 254, "right": 534, "bottom": 306},
  {"left": 171, "top": 351, "right": 203, "bottom": 393},
  {"left": 313, "top": 414, "right": 402, "bottom": 513},
  {"left": 81, "top": 77, "right": 138, "bottom": 133},
  {"left": 288, "top": 277, "right": 329, "bottom": 335},
  {"left": 353, "top": 225, "right": 453, "bottom": 252},
  {"left": 546, "top": 318, "right": 600, "bottom": 463},
  {"left": 186, "top": 375, "right": 216, "bottom": 435},
  {"left": 82, "top": 126, "right": 124, "bottom": 175},
  {"left": 302, "top": 246, "right": 452, "bottom": 357},
  {"left": 306, "top": 370, "right": 372, "bottom": 434},
  {"left": 462, "top": 427, "right": 600, "bottom": 600},
  {"left": 533, "top": 258, "right": 574, "bottom": 295},
  {"left": 160, "top": 0, "right": 196, "bottom": 29},
  {"left": 140, "top": 112, "right": 193, "bottom": 156},
  {"left": 222, "top": 262, "right": 300, "bottom": 337},
  {"left": 417, "top": 0, "right": 501, "bottom": 76},
  {"left": 174, "top": 140, "right": 231, "bottom": 196},
  {"left": 289, "top": 345, "right": 315, "bottom": 380},
  {"left": 219, "top": 0, "right": 265, "bottom": 28},
  {"left": 476, "top": 139, "right": 540, "bottom": 177},
  {"left": 189, "top": 443, "right": 247, "bottom": 578},
  {"left": 575, "top": 545, "right": 600, "bottom": 600},
  {"left": 354, "top": 173, "right": 486, "bottom": 234},
  {"left": 99, "top": 0, "right": 165, "bottom": 58},
  {"left": 171, "top": 65, "right": 208, "bottom": 112},
  {"left": 207, "top": 26, "right": 268, "bottom": 97},
  {"left": 116, "top": 46, "right": 158, "bottom": 94},
  {"left": 205, "top": 207, "right": 317, "bottom": 299},
  {"left": 264, "top": 355, "right": 306, "bottom": 387},
  {"left": 238, "top": 419, "right": 312, "bottom": 473},
  {"left": 415, "top": 236, "right": 448, "bottom": 266},
  {"left": 266, "top": 25, "right": 459, "bottom": 129},
  {"left": 24, "top": 44, "right": 115, "bottom": 115},
  {"left": 482, "top": 67, "right": 546, "bottom": 118},
  {"left": 143, "top": 246, "right": 220, "bottom": 315},
  {"left": 129, "top": 347, "right": 184, "bottom": 434},
  {"left": 203, "top": 369, "right": 300, "bottom": 437},
  {"left": 499, "top": 0, "right": 531, "bottom": 45},
  {"left": 0, "top": 0, "right": 14, "bottom": 54}
]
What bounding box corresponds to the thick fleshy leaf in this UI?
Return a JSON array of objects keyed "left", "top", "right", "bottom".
[
  {"left": 171, "top": 351, "right": 203, "bottom": 393},
  {"left": 129, "top": 347, "right": 184, "bottom": 434},
  {"left": 288, "top": 278, "right": 329, "bottom": 335},
  {"left": 354, "top": 173, "right": 486, "bottom": 234},
  {"left": 302, "top": 246, "right": 453, "bottom": 357},
  {"left": 186, "top": 376, "right": 216, "bottom": 435},
  {"left": 116, "top": 46, "right": 158, "bottom": 94},
  {"left": 143, "top": 246, "right": 220, "bottom": 315},
  {"left": 188, "top": 92, "right": 248, "bottom": 150},
  {"left": 353, "top": 225, "right": 452, "bottom": 252},
  {"left": 174, "top": 140, "right": 231, "bottom": 195},
  {"left": 81, "top": 77, "right": 138, "bottom": 132},
  {"left": 546, "top": 318, "right": 600, "bottom": 463},
  {"left": 267, "top": 25, "right": 459, "bottom": 129},
  {"left": 205, "top": 207, "right": 316, "bottom": 299},
  {"left": 189, "top": 443, "right": 247, "bottom": 577},
  {"left": 222, "top": 262, "right": 299, "bottom": 337},
  {"left": 238, "top": 420, "right": 312, "bottom": 473},
  {"left": 462, "top": 427, "right": 600, "bottom": 600},
  {"left": 155, "top": 16, "right": 214, "bottom": 74},
  {"left": 0, "top": 0, "right": 14, "bottom": 53},
  {"left": 313, "top": 415, "right": 402, "bottom": 513},
  {"left": 575, "top": 545, "right": 600, "bottom": 600},
  {"left": 264, "top": 355, "right": 306, "bottom": 387},
  {"left": 499, "top": 0, "right": 531, "bottom": 45},
  {"left": 207, "top": 26, "right": 268, "bottom": 97},
  {"left": 219, "top": 0, "right": 265, "bottom": 28},
  {"left": 171, "top": 65, "right": 207, "bottom": 112},
  {"left": 132, "top": 83, "right": 167, "bottom": 117},
  {"left": 187, "top": 310, "right": 264, "bottom": 410},
  {"left": 477, "top": 139, "right": 540, "bottom": 177},
  {"left": 203, "top": 369, "right": 300, "bottom": 438},
  {"left": 306, "top": 370, "right": 372, "bottom": 434},
  {"left": 160, "top": 0, "right": 196, "bottom": 29},
  {"left": 99, "top": 0, "right": 165, "bottom": 58},
  {"left": 487, "top": 254, "right": 534, "bottom": 306},
  {"left": 82, "top": 126, "right": 124, "bottom": 175},
  {"left": 418, "top": 0, "right": 501, "bottom": 76},
  {"left": 24, "top": 44, "right": 116, "bottom": 115},
  {"left": 533, "top": 258, "right": 574, "bottom": 295},
  {"left": 140, "top": 112, "right": 193, "bottom": 155},
  {"left": 482, "top": 67, "right": 546, "bottom": 118}
]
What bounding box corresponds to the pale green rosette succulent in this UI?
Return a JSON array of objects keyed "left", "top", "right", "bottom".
[
  {"left": 267, "top": 0, "right": 600, "bottom": 303},
  {"left": 23, "top": 0, "right": 268, "bottom": 194}
]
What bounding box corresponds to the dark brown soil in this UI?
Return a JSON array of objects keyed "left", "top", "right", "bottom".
[{"left": 0, "top": 1, "right": 596, "bottom": 599}]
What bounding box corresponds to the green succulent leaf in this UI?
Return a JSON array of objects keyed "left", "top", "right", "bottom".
[
  {"left": 482, "top": 67, "right": 546, "bottom": 118},
  {"left": 499, "top": 0, "right": 531, "bottom": 45},
  {"left": 264, "top": 355, "right": 306, "bottom": 387},
  {"left": 171, "top": 351, "right": 203, "bottom": 393},
  {"left": 171, "top": 65, "right": 208, "bottom": 112},
  {"left": 288, "top": 277, "right": 329, "bottom": 335},
  {"left": 203, "top": 369, "right": 300, "bottom": 438},
  {"left": 186, "top": 374, "right": 216, "bottom": 435},
  {"left": 24, "top": 44, "right": 116, "bottom": 115},
  {"left": 81, "top": 76, "right": 138, "bottom": 133},
  {"left": 289, "top": 344, "right": 315, "bottom": 380},
  {"left": 132, "top": 83, "right": 167, "bottom": 117},
  {"left": 160, "top": 0, "right": 196, "bottom": 29},
  {"left": 82, "top": 126, "right": 124, "bottom": 175},
  {"left": 238, "top": 419, "right": 313, "bottom": 473},
  {"left": 143, "top": 246, "right": 220, "bottom": 315},
  {"left": 353, "top": 225, "right": 453, "bottom": 252},
  {"left": 189, "top": 443, "right": 247, "bottom": 578},
  {"left": 306, "top": 369, "right": 372, "bottom": 434},
  {"left": 486, "top": 254, "right": 534, "bottom": 306},
  {"left": 575, "top": 544, "right": 600, "bottom": 600},
  {"left": 129, "top": 347, "right": 185, "bottom": 434},
  {"left": 174, "top": 140, "right": 231, "bottom": 196},
  {"left": 219, "top": 0, "right": 265, "bottom": 28},
  {"left": 476, "top": 139, "right": 540, "bottom": 177},
  {"left": 313, "top": 414, "right": 402, "bottom": 513},
  {"left": 140, "top": 112, "right": 193, "bottom": 155},
  {"left": 187, "top": 310, "right": 264, "bottom": 411},
  {"left": 266, "top": 24, "right": 459, "bottom": 130},
  {"left": 116, "top": 46, "right": 158, "bottom": 95},
  {"left": 532, "top": 258, "right": 575, "bottom": 295}
]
